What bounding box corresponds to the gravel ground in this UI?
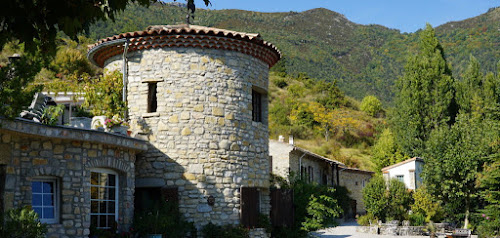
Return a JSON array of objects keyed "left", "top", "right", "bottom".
[{"left": 309, "top": 221, "right": 430, "bottom": 238}]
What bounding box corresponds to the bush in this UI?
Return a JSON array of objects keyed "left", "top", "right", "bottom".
[
  {"left": 360, "top": 95, "right": 382, "bottom": 117},
  {"left": 411, "top": 186, "right": 444, "bottom": 223},
  {"left": 272, "top": 77, "right": 288, "bottom": 88},
  {"left": 409, "top": 213, "right": 426, "bottom": 226},
  {"left": 0, "top": 206, "right": 47, "bottom": 238},
  {"left": 201, "top": 223, "right": 248, "bottom": 238},
  {"left": 133, "top": 200, "right": 196, "bottom": 237},
  {"left": 357, "top": 213, "right": 378, "bottom": 226}
]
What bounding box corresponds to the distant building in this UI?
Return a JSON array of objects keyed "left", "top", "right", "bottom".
[
  {"left": 269, "top": 139, "right": 374, "bottom": 215},
  {"left": 381, "top": 157, "right": 424, "bottom": 190}
]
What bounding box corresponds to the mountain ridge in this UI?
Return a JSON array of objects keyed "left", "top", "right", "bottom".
[{"left": 87, "top": 4, "right": 499, "bottom": 104}]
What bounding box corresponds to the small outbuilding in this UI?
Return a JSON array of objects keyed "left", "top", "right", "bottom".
[{"left": 382, "top": 157, "right": 424, "bottom": 190}]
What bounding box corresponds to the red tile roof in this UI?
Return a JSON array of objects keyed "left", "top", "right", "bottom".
[{"left": 88, "top": 24, "right": 281, "bottom": 68}]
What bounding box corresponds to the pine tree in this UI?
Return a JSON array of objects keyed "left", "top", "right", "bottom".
[{"left": 392, "top": 24, "right": 458, "bottom": 156}]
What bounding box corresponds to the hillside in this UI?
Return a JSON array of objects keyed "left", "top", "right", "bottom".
[{"left": 86, "top": 4, "right": 499, "bottom": 104}]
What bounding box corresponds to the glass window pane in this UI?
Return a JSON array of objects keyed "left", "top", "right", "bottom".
[
  {"left": 107, "top": 201, "right": 115, "bottom": 213},
  {"left": 91, "top": 172, "right": 98, "bottom": 185},
  {"left": 108, "top": 174, "right": 116, "bottom": 186},
  {"left": 107, "top": 215, "right": 116, "bottom": 228},
  {"left": 100, "top": 173, "right": 108, "bottom": 186},
  {"left": 91, "top": 187, "right": 98, "bottom": 199},
  {"left": 42, "top": 182, "right": 53, "bottom": 193},
  {"left": 99, "top": 201, "right": 107, "bottom": 213},
  {"left": 43, "top": 207, "right": 54, "bottom": 219},
  {"left": 32, "top": 194, "right": 42, "bottom": 206},
  {"left": 33, "top": 207, "right": 43, "bottom": 218},
  {"left": 99, "top": 215, "right": 106, "bottom": 228},
  {"left": 32, "top": 181, "right": 42, "bottom": 193},
  {"left": 91, "top": 215, "right": 97, "bottom": 227},
  {"left": 107, "top": 188, "right": 115, "bottom": 200},
  {"left": 43, "top": 194, "right": 53, "bottom": 206},
  {"left": 91, "top": 201, "right": 98, "bottom": 213},
  {"left": 99, "top": 187, "right": 106, "bottom": 200}
]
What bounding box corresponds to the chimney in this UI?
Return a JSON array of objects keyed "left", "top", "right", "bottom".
[
  {"left": 289, "top": 135, "right": 294, "bottom": 145},
  {"left": 278, "top": 135, "right": 284, "bottom": 142}
]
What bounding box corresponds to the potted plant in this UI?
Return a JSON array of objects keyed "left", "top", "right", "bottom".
[{"left": 104, "top": 115, "right": 129, "bottom": 135}]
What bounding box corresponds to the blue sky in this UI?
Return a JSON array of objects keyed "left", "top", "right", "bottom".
[{"left": 180, "top": 0, "right": 499, "bottom": 33}]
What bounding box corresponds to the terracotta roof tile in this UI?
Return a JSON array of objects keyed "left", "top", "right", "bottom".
[{"left": 88, "top": 24, "right": 281, "bottom": 68}]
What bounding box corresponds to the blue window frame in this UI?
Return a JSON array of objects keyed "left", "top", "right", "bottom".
[{"left": 31, "top": 179, "right": 58, "bottom": 223}]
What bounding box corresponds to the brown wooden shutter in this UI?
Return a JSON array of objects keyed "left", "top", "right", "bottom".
[
  {"left": 240, "top": 187, "right": 260, "bottom": 228},
  {"left": 270, "top": 188, "right": 294, "bottom": 227}
]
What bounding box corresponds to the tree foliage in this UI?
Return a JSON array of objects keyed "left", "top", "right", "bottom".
[
  {"left": 83, "top": 70, "right": 127, "bottom": 118},
  {"left": 362, "top": 176, "right": 387, "bottom": 220},
  {"left": 360, "top": 95, "right": 383, "bottom": 117},
  {"left": 392, "top": 24, "right": 458, "bottom": 157},
  {"left": 370, "top": 128, "right": 408, "bottom": 172},
  {"left": 411, "top": 185, "right": 444, "bottom": 223}
]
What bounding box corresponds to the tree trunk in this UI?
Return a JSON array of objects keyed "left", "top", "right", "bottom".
[{"left": 463, "top": 196, "right": 470, "bottom": 229}]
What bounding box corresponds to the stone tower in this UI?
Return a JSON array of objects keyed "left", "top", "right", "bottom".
[{"left": 88, "top": 25, "right": 280, "bottom": 226}]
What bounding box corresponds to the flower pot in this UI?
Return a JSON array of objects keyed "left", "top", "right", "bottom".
[
  {"left": 91, "top": 116, "right": 107, "bottom": 130},
  {"left": 107, "top": 125, "right": 128, "bottom": 135}
]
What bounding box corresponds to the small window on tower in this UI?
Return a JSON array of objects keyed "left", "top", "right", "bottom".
[
  {"left": 252, "top": 90, "right": 262, "bottom": 122},
  {"left": 148, "top": 83, "right": 157, "bottom": 113}
]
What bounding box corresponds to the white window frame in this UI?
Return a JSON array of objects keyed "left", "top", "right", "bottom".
[
  {"left": 31, "top": 177, "right": 59, "bottom": 224},
  {"left": 396, "top": 175, "right": 404, "bottom": 182},
  {"left": 90, "top": 168, "right": 119, "bottom": 229}
]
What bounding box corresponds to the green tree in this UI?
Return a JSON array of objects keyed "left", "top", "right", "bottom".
[
  {"left": 411, "top": 185, "right": 444, "bottom": 223},
  {"left": 423, "top": 113, "right": 495, "bottom": 228},
  {"left": 362, "top": 176, "right": 388, "bottom": 220},
  {"left": 386, "top": 179, "right": 412, "bottom": 221},
  {"left": 0, "top": 0, "right": 211, "bottom": 53},
  {"left": 392, "top": 24, "right": 458, "bottom": 157},
  {"left": 371, "top": 128, "right": 408, "bottom": 172},
  {"left": 360, "top": 95, "right": 382, "bottom": 117},
  {"left": 83, "top": 70, "right": 127, "bottom": 118}
]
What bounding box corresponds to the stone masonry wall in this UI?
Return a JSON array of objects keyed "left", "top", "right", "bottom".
[
  {"left": 0, "top": 119, "right": 146, "bottom": 238},
  {"left": 104, "top": 47, "right": 271, "bottom": 227},
  {"left": 339, "top": 169, "right": 373, "bottom": 214}
]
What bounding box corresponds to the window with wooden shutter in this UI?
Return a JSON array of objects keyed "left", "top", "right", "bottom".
[{"left": 240, "top": 187, "right": 260, "bottom": 228}]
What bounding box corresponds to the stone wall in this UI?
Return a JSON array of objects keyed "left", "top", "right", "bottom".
[
  {"left": 0, "top": 119, "right": 146, "bottom": 238},
  {"left": 339, "top": 168, "right": 373, "bottom": 214},
  {"left": 104, "top": 47, "right": 271, "bottom": 227}
]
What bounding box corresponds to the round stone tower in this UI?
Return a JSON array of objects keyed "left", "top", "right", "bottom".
[{"left": 88, "top": 25, "right": 280, "bottom": 226}]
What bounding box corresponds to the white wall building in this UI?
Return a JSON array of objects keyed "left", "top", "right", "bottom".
[{"left": 381, "top": 157, "right": 424, "bottom": 190}]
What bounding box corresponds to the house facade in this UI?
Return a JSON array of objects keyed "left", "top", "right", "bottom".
[
  {"left": 269, "top": 139, "right": 373, "bottom": 215},
  {"left": 269, "top": 139, "right": 343, "bottom": 186},
  {"left": 382, "top": 157, "right": 424, "bottom": 190},
  {"left": 0, "top": 118, "right": 147, "bottom": 237},
  {"left": 338, "top": 167, "right": 373, "bottom": 215}
]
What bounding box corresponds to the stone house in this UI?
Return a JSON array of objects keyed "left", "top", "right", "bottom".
[
  {"left": 269, "top": 139, "right": 344, "bottom": 186},
  {"left": 269, "top": 139, "right": 373, "bottom": 215},
  {"left": 382, "top": 157, "right": 424, "bottom": 190},
  {"left": 1, "top": 24, "right": 280, "bottom": 237},
  {"left": 338, "top": 167, "right": 373, "bottom": 215},
  {"left": 87, "top": 24, "right": 281, "bottom": 231},
  {"left": 0, "top": 118, "right": 147, "bottom": 237}
]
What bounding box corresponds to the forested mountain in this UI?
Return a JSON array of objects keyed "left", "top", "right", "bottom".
[{"left": 86, "top": 4, "right": 499, "bottom": 104}]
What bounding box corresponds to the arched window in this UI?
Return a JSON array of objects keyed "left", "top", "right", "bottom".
[{"left": 90, "top": 169, "right": 118, "bottom": 229}]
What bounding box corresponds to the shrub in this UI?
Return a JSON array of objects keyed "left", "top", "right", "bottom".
[
  {"left": 409, "top": 213, "right": 426, "bottom": 226},
  {"left": 360, "top": 95, "right": 382, "bottom": 117},
  {"left": 133, "top": 200, "right": 196, "bottom": 237},
  {"left": 201, "top": 223, "right": 249, "bottom": 238},
  {"left": 272, "top": 77, "right": 288, "bottom": 88},
  {"left": 362, "top": 176, "right": 388, "bottom": 221},
  {"left": 0, "top": 206, "right": 47, "bottom": 238},
  {"left": 357, "top": 213, "right": 378, "bottom": 226},
  {"left": 411, "top": 186, "right": 444, "bottom": 223}
]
